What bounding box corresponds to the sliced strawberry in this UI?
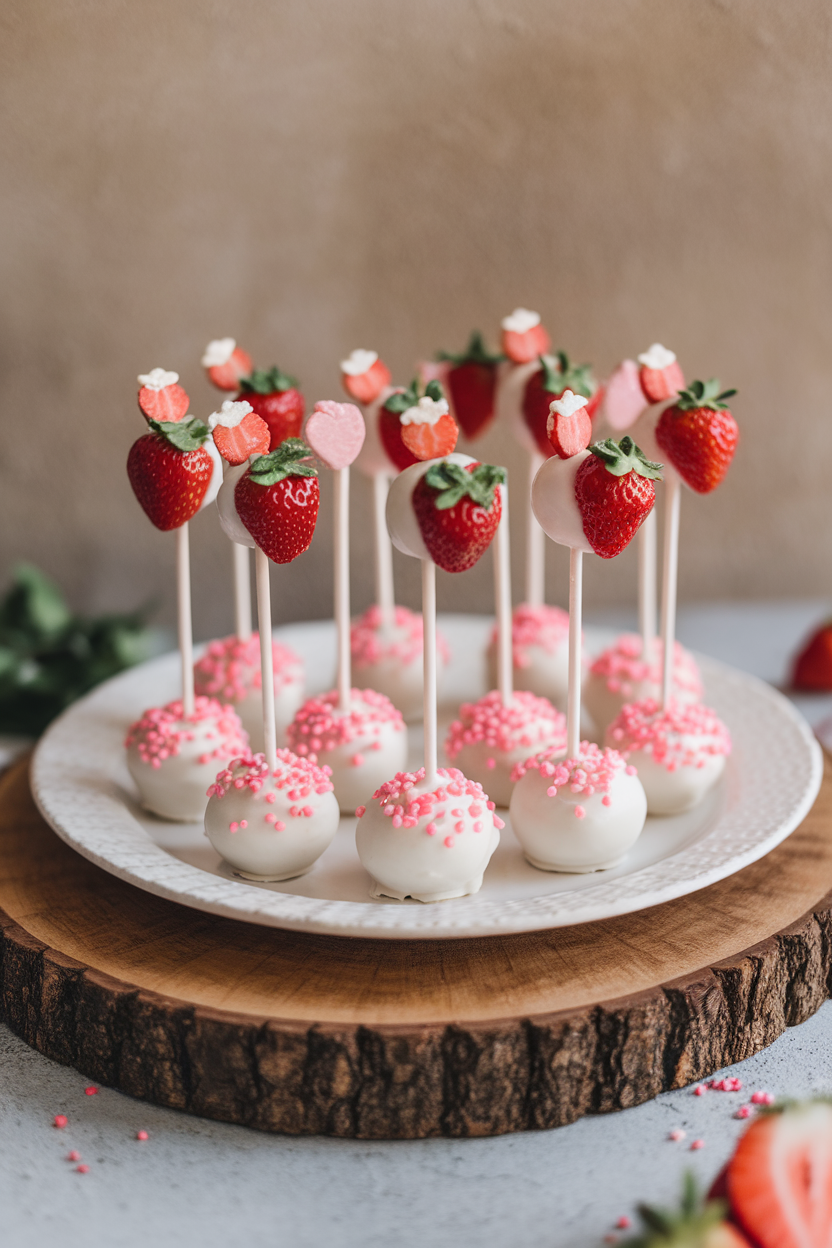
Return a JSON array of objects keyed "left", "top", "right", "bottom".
[
  {"left": 234, "top": 438, "right": 320, "bottom": 563},
  {"left": 546, "top": 389, "right": 593, "bottom": 459},
  {"left": 239, "top": 366, "right": 305, "bottom": 451},
  {"left": 341, "top": 351, "right": 391, "bottom": 405},
  {"left": 202, "top": 339, "right": 253, "bottom": 392},
  {"left": 212, "top": 411, "right": 271, "bottom": 465},
  {"left": 401, "top": 410, "right": 459, "bottom": 461},
  {"left": 637, "top": 343, "right": 686, "bottom": 403},
  {"left": 574, "top": 436, "right": 662, "bottom": 558},
  {"left": 127, "top": 417, "right": 214, "bottom": 531},
  {"left": 523, "top": 352, "right": 602, "bottom": 457},
  {"left": 380, "top": 379, "right": 450, "bottom": 471},
  {"left": 792, "top": 624, "right": 832, "bottom": 690},
  {"left": 501, "top": 309, "right": 551, "bottom": 364},
  {"left": 138, "top": 382, "right": 190, "bottom": 424},
  {"left": 412, "top": 460, "right": 504, "bottom": 573},
  {"left": 726, "top": 1101, "right": 832, "bottom": 1248},
  {"left": 437, "top": 331, "right": 503, "bottom": 439},
  {"left": 655, "top": 379, "right": 738, "bottom": 493}
]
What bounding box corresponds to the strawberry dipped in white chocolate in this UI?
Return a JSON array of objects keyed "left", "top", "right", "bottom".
[
  {"left": 194, "top": 634, "right": 304, "bottom": 751},
  {"left": 204, "top": 750, "right": 339, "bottom": 881}
]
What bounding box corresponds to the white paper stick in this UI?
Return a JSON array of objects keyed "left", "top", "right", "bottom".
[
  {"left": 232, "top": 542, "right": 252, "bottom": 641},
  {"left": 334, "top": 466, "right": 351, "bottom": 714},
  {"left": 493, "top": 485, "right": 513, "bottom": 705},
  {"left": 525, "top": 450, "right": 545, "bottom": 607},
  {"left": 638, "top": 508, "right": 657, "bottom": 658},
  {"left": 660, "top": 473, "right": 681, "bottom": 709},
  {"left": 422, "top": 558, "right": 438, "bottom": 787},
  {"left": 373, "top": 471, "right": 395, "bottom": 629},
  {"left": 566, "top": 547, "right": 583, "bottom": 760},
  {"left": 255, "top": 546, "right": 277, "bottom": 771},
  {"left": 176, "top": 522, "right": 195, "bottom": 717}
]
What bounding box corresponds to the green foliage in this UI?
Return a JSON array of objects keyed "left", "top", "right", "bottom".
[
  {"left": 240, "top": 366, "right": 298, "bottom": 395},
  {"left": 383, "top": 378, "right": 445, "bottom": 413},
  {"left": 540, "top": 351, "right": 596, "bottom": 398},
  {"left": 0, "top": 564, "right": 152, "bottom": 736},
  {"left": 248, "top": 438, "right": 318, "bottom": 486},
  {"left": 589, "top": 435, "right": 664, "bottom": 480},
  {"left": 148, "top": 415, "right": 210, "bottom": 452},
  {"left": 437, "top": 330, "right": 504, "bottom": 367},
  {"left": 423, "top": 461, "right": 506, "bottom": 510},
  {"left": 675, "top": 380, "right": 737, "bottom": 412},
  {"left": 623, "top": 1175, "right": 728, "bottom": 1247}
]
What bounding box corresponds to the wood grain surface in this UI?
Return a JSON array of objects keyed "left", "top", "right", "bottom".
[{"left": 2, "top": 756, "right": 832, "bottom": 1138}]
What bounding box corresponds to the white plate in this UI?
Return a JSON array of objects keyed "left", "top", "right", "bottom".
[{"left": 31, "top": 616, "right": 823, "bottom": 940}]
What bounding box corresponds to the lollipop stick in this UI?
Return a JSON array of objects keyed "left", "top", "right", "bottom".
[
  {"left": 525, "top": 450, "right": 545, "bottom": 607},
  {"left": 660, "top": 473, "right": 681, "bottom": 709},
  {"left": 493, "top": 485, "right": 513, "bottom": 705},
  {"left": 638, "top": 508, "right": 657, "bottom": 658},
  {"left": 176, "top": 522, "right": 195, "bottom": 717},
  {"left": 255, "top": 546, "right": 277, "bottom": 770},
  {"left": 232, "top": 542, "right": 252, "bottom": 641},
  {"left": 334, "top": 466, "right": 351, "bottom": 714},
  {"left": 373, "top": 471, "right": 395, "bottom": 630},
  {"left": 566, "top": 547, "right": 583, "bottom": 760},
  {"left": 421, "top": 558, "right": 438, "bottom": 787}
]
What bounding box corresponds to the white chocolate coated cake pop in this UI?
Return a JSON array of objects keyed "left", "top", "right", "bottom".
[
  {"left": 125, "top": 696, "right": 249, "bottom": 822},
  {"left": 510, "top": 742, "right": 647, "bottom": 872},
  {"left": 355, "top": 766, "right": 503, "bottom": 902},
  {"left": 444, "top": 690, "right": 566, "bottom": 808},
  {"left": 584, "top": 634, "right": 702, "bottom": 738},
  {"left": 351, "top": 605, "right": 450, "bottom": 722},
  {"left": 486, "top": 603, "right": 572, "bottom": 709},
  {"left": 287, "top": 687, "right": 408, "bottom": 814},
  {"left": 204, "top": 750, "right": 340, "bottom": 881},
  {"left": 194, "top": 633, "right": 304, "bottom": 750},
  {"left": 605, "top": 698, "right": 731, "bottom": 815}
]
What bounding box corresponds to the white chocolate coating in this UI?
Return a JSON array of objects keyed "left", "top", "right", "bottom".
[
  {"left": 584, "top": 634, "right": 703, "bottom": 739},
  {"left": 204, "top": 752, "right": 340, "bottom": 881},
  {"left": 351, "top": 605, "right": 449, "bottom": 722},
  {"left": 200, "top": 436, "right": 224, "bottom": 512},
  {"left": 287, "top": 688, "right": 408, "bottom": 814},
  {"left": 494, "top": 359, "right": 540, "bottom": 454},
  {"left": 216, "top": 461, "right": 255, "bottom": 547},
  {"left": 354, "top": 387, "right": 396, "bottom": 477},
  {"left": 486, "top": 604, "right": 572, "bottom": 710},
  {"left": 510, "top": 744, "right": 647, "bottom": 872},
  {"left": 355, "top": 767, "right": 502, "bottom": 902},
  {"left": 386, "top": 453, "right": 476, "bottom": 560},
  {"left": 530, "top": 449, "right": 593, "bottom": 553},
  {"left": 445, "top": 691, "right": 566, "bottom": 808},
  {"left": 622, "top": 747, "right": 725, "bottom": 816},
  {"left": 193, "top": 634, "right": 305, "bottom": 751}
]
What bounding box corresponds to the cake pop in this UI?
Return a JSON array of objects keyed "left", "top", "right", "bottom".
[
  {"left": 486, "top": 604, "right": 571, "bottom": 708},
  {"left": 204, "top": 750, "right": 339, "bottom": 881},
  {"left": 194, "top": 634, "right": 304, "bottom": 750},
  {"left": 584, "top": 634, "right": 702, "bottom": 739},
  {"left": 351, "top": 604, "right": 450, "bottom": 722}
]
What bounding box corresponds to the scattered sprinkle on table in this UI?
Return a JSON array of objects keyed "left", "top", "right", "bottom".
[
  {"left": 136, "top": 1130, "right": 149, "bottom": 1141},
  {"left": 751, "top": 1089, "right": 775, "bottom": 1105},
  {"left": 53, "top": 1115, "right": 68, "bottom": 1129},
  {"left": 735, "top": 1105, "right": 753, "bottom": 1119},
  {"left": 690, "top": 1138, "right": 705, "bottom": 1150},
  {"left": 67, "top": 1150, "right": 81, "bottom": 1162},
  {"left": 693, "top": 1085, "right": 706, "bottom": 1096},
  {"left": 84, "top": 1086, "right": 98, "bottom": 1096},
  {"left": 75, "top": 1164, "right": 90, "bottom": 1174},
  {"left": 615, "top": 1216, "right": 631, "bottom": 1229},
  {"left": 668, "top": 1128, "right": 686, "bottom": 1141}
]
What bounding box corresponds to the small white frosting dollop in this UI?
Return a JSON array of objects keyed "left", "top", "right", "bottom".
[
  {"left": 502, "top": 308, "right": 541, "bottom": 333},
  {"left": 549, "top": 389, "right": 588, "bottom": 419},
  {"left": 637, "top": 343, "right": 676, "bottom": 370},
  {"left": 341, "top": 348, "right": 378, "bottom": 376},
  {"left": 400, "top": 395, "right": 450, "bottom": 426},
  {"left": 138, "top": 367, "right": 179, "bottom": 390},
  {"left": 208, "top": 398, "right": 254, "bottom": 430},
  {"left": 202, "top": 338, "right": 236, "bottom": 368}
]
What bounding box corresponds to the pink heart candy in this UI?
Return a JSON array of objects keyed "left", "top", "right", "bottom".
[
  {"left": 305, "top": 400, "right": 366, "bottom": 470},
  {"left": 603, "top": 359, "right": 647, "bottom": 432}
]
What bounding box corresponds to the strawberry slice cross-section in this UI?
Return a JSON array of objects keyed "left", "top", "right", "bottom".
[
  {"left": 234, "top": 437, "right": 320, "bottom": 564},
  {"left": 381, "top": 378, "right": 458, "bottom": 468},
  {"left": 137, "top": 368, "right": 190, "bottom": 424},
  {"left": 209, "top": 399, "right": 271, "bottom": 465},
  {"left": 412, "top": 460, "right": 506, "bottom": 573}
]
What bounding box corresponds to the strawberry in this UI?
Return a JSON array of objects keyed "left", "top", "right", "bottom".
[
  {"left": 209, "top": 399, "right": 270, "bottom": 466},
  {"left": 234, "top": 438, "right": 319, "bottom": 564},
  {"left": 725, "top": 1100, "right": 832, "bottom": 1248},
  {"left": 340, "top": 349, "right": 391, "bottom": 405},
  {"left": 201, "top": 338, "right": 254, "bottom": 392},
  {"left": 792, "top": 623, "right": 832, "bottom": 690},
  {"left": 638, "top": 343, "right": 686, "bottom": 403},
  {"left": 239, "top": 366, "right": 305, "bottom": 452},
  {"left": 500, "top": 308, "right": 551, "bottom": 364},
  {"left": 436, "top": 331, "right": 503, "bottom": 439},
  {"left": 575, "top": 436, "right": 662, "bottom": 558},
  {"left": 655, "top": 379, "right": 738, "bottom": 494},
  {"left": 547, "top": 389, "right": 593, "bottom": 459},
  {"left": 127, "top": 417, "right": 215, "bottom": 531},
  {"left": 137, "top": 368, "right": 190, "bottom": 424},
  {"left": 623, "top": 1174, "right": 751, "bottom": 1247},
  {"left": 379, "top": 379, "right": 443, "bottom": 471},
  {"left": 412, "top": 460, "right": 505, "bottom": 573},
  {"left": 523, "top": 352, "right": 604, "bottom": 457}
]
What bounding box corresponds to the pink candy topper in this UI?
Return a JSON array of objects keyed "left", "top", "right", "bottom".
[
  {"left": 305, "top": 400, "right": 365, "bottom": 470},
  {"left": 603, "top": 359, "right": 646, "bottom": 432}
]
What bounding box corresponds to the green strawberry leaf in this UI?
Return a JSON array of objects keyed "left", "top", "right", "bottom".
[
  {"left": 383, "top": 377, "right": 447, "bottom": 414},
  {"left": 148, "top": 416, "right": 210, "bottom": 452},
  {"left": 423, "top": 461, "right": 506, "bottom": 511},
  {"left": 623, "top": 1175, "right": 727, "bottom": 1246},
  {"left": 589, "top": 436, "right": 663, "bottom": 480},
  {"left": 437, "top": 330, "right": 504, "bottom": 367},
  {"left": 538, "top": 351, "right": 596, "bottom": 399},
  {"left": 675, "top": 378, "right": 737, "bottom": 412},
  {"left": 240, "top": 366, "right": 299, "bottom": 395},
  {"left": 248, "top": 437, "right": 318, "bottom": 486}
]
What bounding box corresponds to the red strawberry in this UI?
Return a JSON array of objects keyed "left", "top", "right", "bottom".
[
  {"left": 234, "top": 438, "right": 320, "bottom": 564},
  {"left": 379, "top": 379, "right": 446, "bottom": 471},
  {"left": 792, "top": 624, "right": 832, "bottom": 690},
  {"left": 412, "top": 460, "right": 505, "bottom": 573},
  {"left": 546, "top": 389, "right": 593, "bottom": 459},
  {"left": 575, "top": 436, "right": 662, "bottom": 558},
  {"left": 726, "top": 1100, "right": 832, "bottom": 1248},
  {"left": 638, "top": 343, "right": 685, "bottom": 403},
  {"left": 239, "top": 366, "right": 305, "bottom": 451},
  {"left": 137, "top": 369, "right": 190, "bottom": 424},
  {"left": 437, "top": 331, "right": 503, "bottom": 439},
  {"left": 202, "top": 338, "right": 253, "bottom": 392},
  {"left": 501, "top": 309, "right": 551, "bottom": 364},
  {"left": 340, "top": 350, "right": 391, "bottom": 405},
  {"left": 127, "top": 418, "right": 215, "bottom": 531},
  {"left": 211, "top": 402, "right": 271, "bottom": 466},
  {"left": 626, "top": 1174, "right": 752, "bottom": 1247},
  {"left": 655, "top": 379, "right": 738, "bottom": 493},
  {"left": 523, "top": 352, "right": 604, "bottom": 457}
]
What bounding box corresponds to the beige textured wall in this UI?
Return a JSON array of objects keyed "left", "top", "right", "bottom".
[{"left": 2, "top": 0, "right": 831, "bottom": 638}]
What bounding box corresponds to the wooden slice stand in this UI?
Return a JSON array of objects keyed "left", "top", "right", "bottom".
[{"left": 2, "top": 755, "right": 832, "bottom": 1139}]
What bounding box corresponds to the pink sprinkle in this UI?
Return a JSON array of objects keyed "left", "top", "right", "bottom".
[
  {"left": 735, "top": 1105, "right": 753, "bottom": 1119},
  {"left": 67, "top": 1150, "right": 81, "bottom": 1162},
  {"left": 473, "top": 820, "right": 483, "bottom": 833},
  {"left": 136, "top": 1130, "right": 149, "bottom": 1141},
  {"left": 616, "top": 1217, "right": 631, "bottom": 1230},
  {"left": 54, "top": 1115, "right": 68, "bottom": 1129},
  {"left": 751, "top": 1090, "right": 775, "bottom": 1105},
  {"left": 693, "top": 1085, "right": 706, "bottom": 1097},
  {"left": 486, "top": 757, "right": 495, "bottom": 769},
  {"left": 710, "top": 1076, "right": 742, "bottom": 1092},
  {"left": 625, "top": 765, "right": 637, "bottom": 775},
  {"left": 426, "top": 822, "right": 437, "bottom": 836},
  {"left": 668, "top": 1129, "right": 686, "bottom": 1141},
  {"left": 239, "top": 820, "right": 248, "bottom": 829},
  {"left": 274, "top": 821, "right": 286, "bottom": 831},
  {"left": 690, "top": 1139, "right": 705, "bottom": 1151},
  {"left": 351, "top": 754, "right": 365, "bottom": 768},
  {"left": 75, "top": 1164, "right": 90, "bottom": 1174},
  {"left": 84, "top": 1086, "right": 98, "bottom": 1096},
  {"left": 493, "top": 815, "right": 505, "bottom": 829},
  {"left": 602, "top": 794, "right": 612, "bottom": 806},
  {"left": 444, "top": 835, "right": 455, "bottom": 848},
  {"left": 355, "top": 806, "right": 366, "bottom": 818},
  {"left": 603, "top": 1237, "right": 618, "bottom": 1245},
  {"left": 574, "top": 805, "right": 586, "bottom": 819},
  {"left": 455, "top": 821, "right": 465, "bottom": 834},
  {"left": 229, "top": 822, "right": 239, "bottom": 833}
]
